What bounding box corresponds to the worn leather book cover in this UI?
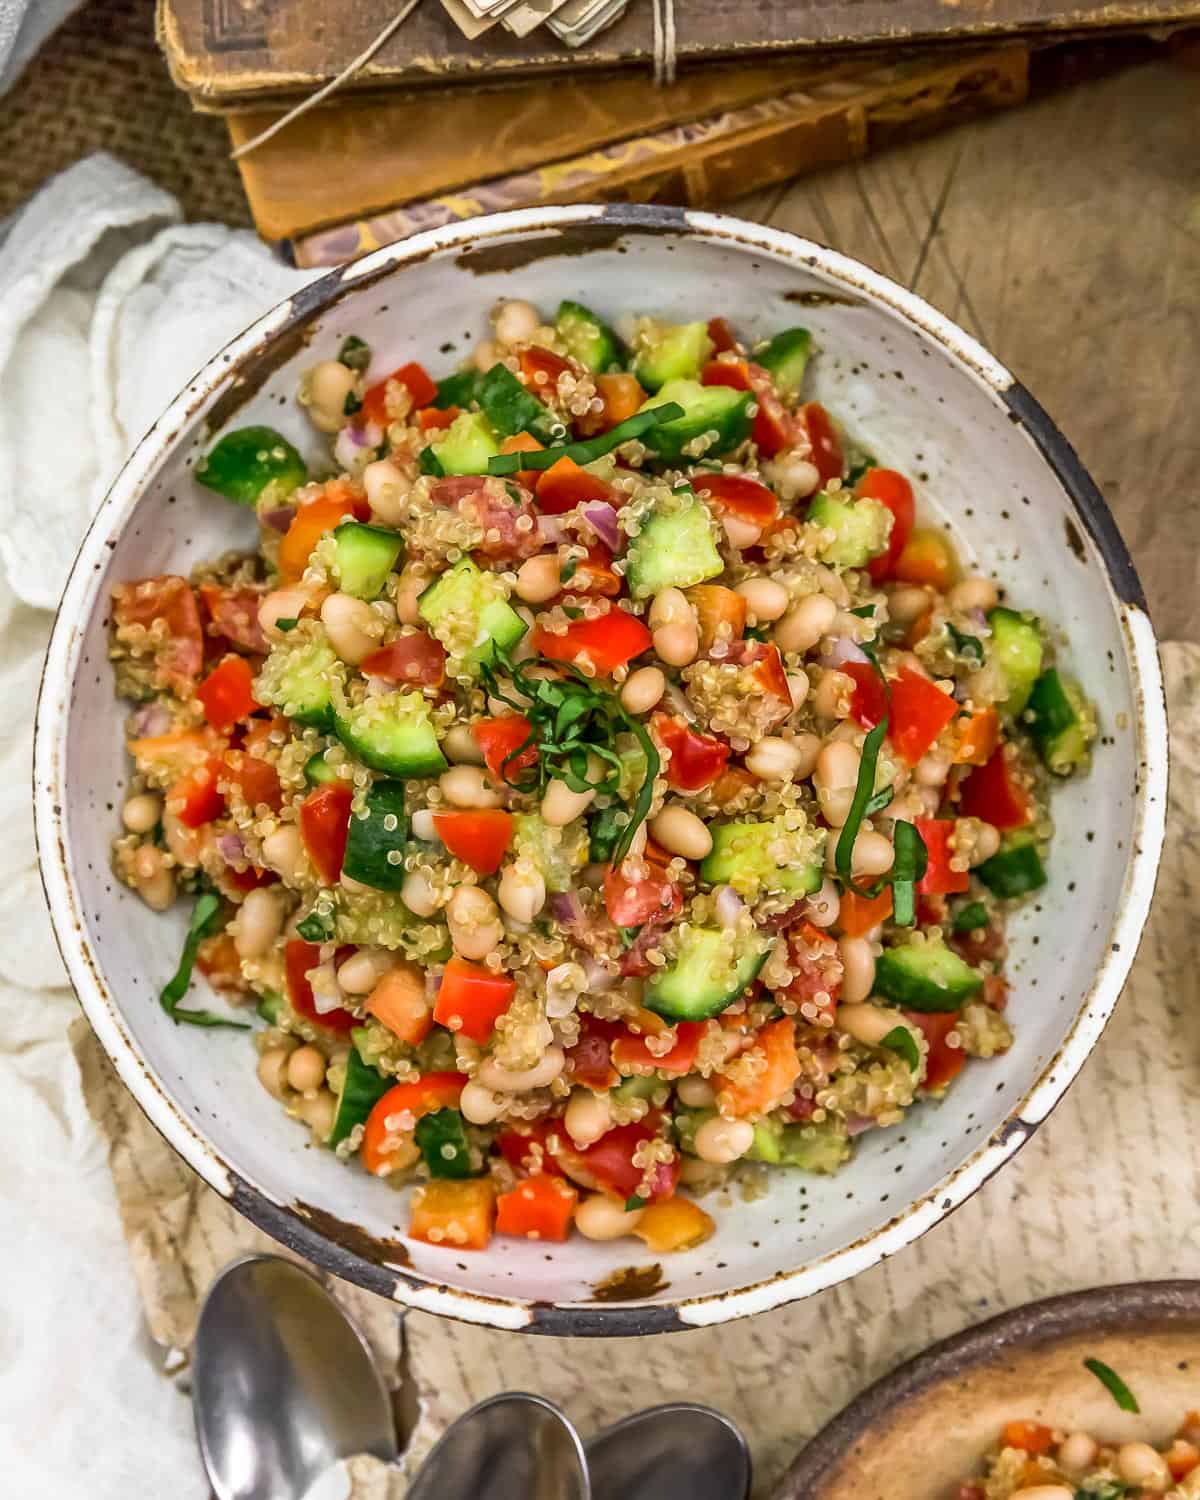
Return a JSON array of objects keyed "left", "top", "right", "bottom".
[{"left": 158, "top": 0, "right": 1200, "bottom": 108}]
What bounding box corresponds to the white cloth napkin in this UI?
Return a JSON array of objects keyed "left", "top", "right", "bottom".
[{"left": 0, "top": 153, "right": 317, "bottom": 1499}]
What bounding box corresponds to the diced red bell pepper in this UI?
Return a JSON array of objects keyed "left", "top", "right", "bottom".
[
  {"left": 535, "top": 455, "right": 614, "bottom": 515},
  {"left": 474, "top": 715, "right": 537, "bottom": 784},
  {"left": 913, "top": 817, "right": 970, "bottom": 895},
  {"left": 170, "top": 756, "right": 226, "bottom": 828},
  {"left": 362, "top": 1072, "right": 467, "bottom": 1175},
  {"left": 495, "top": 1173, "right": 578, "bottom": 1242},
  {"left": 888, "top": 666, "right": 958, "bottom": 767},
  {"left": 613, "top": 1021, "right": 705, "bottom": 1075},
  {"left": 573, "top": 1117, "right": 679, "bottom": 1201},
  {"left": 892, "top": 527, "right": 957, "bottom": 591},
  {"left": 707, "top": 316, "right": 740, "bottom": 353},
  {"left": 604, "top": 863, "right": 683, "bottom": 928},
  {"left": 905, "top": 1010, "right": 965, "bottom": 1090},
  {"left": 519, "top": 345, "right": 573, "bottom": 391},
  {"left": 220, "top": 747, "right": 283, "bottom": 812},
  {"left": 690, "top": 471, "right": 779, "bottom": 527},
  {"left": 279, "top": 486, "right": 364, "bottom": 580},
  {"left": 701, "top": 359, "right": 795, "bottom": 457},
  {"left": 361, "top": 361, "right": 437, "bottom": 428},
  {"left": 432, "top": 957, "right": 515, "bottom": 1043},
  {"left": 531, "top": 610, "right": 651, "bottom": 675},
  {"left": 859, "top": 469, "right": 915, "bottom": 583},
  {"left": 196, "top": 655, "right": 259, "bottom": 734},
  {"left": 576, "top": 373, "right": 646, "bottom": 436},
  {"left": 796, "top": 402, "right": 843, "bottom": 484},
  {"left": 957, "top": 745, "right": 1033, "bottom": 830},
  {"left": 566, "top": 1015, "right": 623, "bottom": 1091},
  {"left": 417, "top": 404, "right": 459, "bottom": 431},
  {"left": 496, "top": 1119, "right": 567, "bottom": 1178},
  {"left": 112, "top": 575, "right": 204, "bottom": 696},
  {"left": 431, "top": 809, "right": 513, "bottom": 876},
  {"left": 299, "top": 783, "right": 353, "bottom": 885},
  {"left": 361, "top": 631, "right": 447, "bottom": 688},
  {"left": 285, "top": 939, "right": 357, "bottom": 1033},
  {"left": 700, "top": 356, "right": 751, "bottom": 392},
  {"left": 716, "top": 1016, "right": 803, "bottom": 1117},
  {"left": 841, "top": 660, "right": 888, "bottom": 729},
  {"left": 651, "top": 712, "right": 730, "bottom": 793}
]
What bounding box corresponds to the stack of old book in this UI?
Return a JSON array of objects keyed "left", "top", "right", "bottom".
[{"left": 156, "top": 0, "right": 1190, "bottom": 266}]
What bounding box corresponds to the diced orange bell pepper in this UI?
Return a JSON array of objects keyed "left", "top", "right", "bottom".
[
  {"left": 716, "top": 1016, "right": 802, "bottom": 1118},
  {"left": 128, "top": 728, "right": 212, "bottom": 779},
  {"left": 433, "top": 957, "right": 515, "bottom": 1043},
  {"left": 196, "top": 933, "right": 244, "bottom": 992},
  {"left": 838, "top": 887, "right": 894, "bottom": 938},
  {"left": 1002, "top": 1421, "right": 1054, "bottom": 1456},
  {"left": 417, "top": 404, "right": 458, "bottom": 431},
  {"left": 499, "top": 432, "right": 543, "bottom": 491},
  {"left": 495, "top": 1173, "right": 578, "bottom": 1242},
  {"left": 892, "top": 526, "right": 958, "bottom": 591},
  {"left": 535, "top": 455, "right": 614, "bottom": 515},
  {"left": 366, "top": 963, "right": 433, "bottom": 1047},
  {"left": 686, "top": 584, "right": 747, "bottom": 652},
  {"left": 220, "top": 747, "right": 283, "bottom": 812},
  {"left": 409, "top": 1178, "right": 496, "bottom": 1250},
  {"left": 633, "top": 1197, "right": 716, "bottom": 1253},
  {"left": 954, "top": 706, "right": 1000, "bottom": 766},
  {"left": 279, "top": 489, "right": 361, "bottom": 580},
  {"left": 577, "top": 373, "right": 646, "bottom": 435},
  {"left": 710, "top": 767, "right": 759, "bottom": 809}
]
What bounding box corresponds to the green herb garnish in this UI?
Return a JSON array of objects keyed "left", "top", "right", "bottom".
[
  {"left": 343, "top": 390, "right": 363, "bottom": 416},
  {"left": 617, "top": 926, "right": 641, "bottom": 951},
  {"left": 418, "top": 445, "right": 445, "bottom": 478},
  {"left": 160, "top": 893, "right": 250, "bottom": 1030},
  {"left": 338, "top": 335, "right": 372, "bottom": 372},
  {"left": 890, "top": 820, "right": 928, "bottom": 927},
  {"left": 275, "top": 617, "right": 299, "bottom": 633},
  {"left": 952, "top": 901, "right": 989, "bottom": 933},
  {"left": 881, "top": 1025, "right": 920, "bottom": 1072},
  {"left": 485, "top": 402, "right": 685, "bottom": 476},
  {"left": 844, "top": 455, "right": 877, "bottom": 488},
  {"left": 1083, "top": 1357, "right": 1140, "bottom": 1413},
  {"left": 296, "top": 910, "right": 335, "bottom": 943},
  {"left": 849, "top": 604, "right": 877, "bottom": 619},
  {"left": 625, "top": 1194, "right": 648, "bottom": 1212},
  {"left": 947, "top": 622, "right": 984, "bottom": 662},
  {"left": 835, "top": 718, "right": 890, "bottom": 898},
  {"left": 559, "top": 557, "right": 579, "bottom": 584}
]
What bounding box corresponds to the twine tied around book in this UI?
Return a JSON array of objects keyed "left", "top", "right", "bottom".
[{"left": 229, "top": 0, "right": 679, "bottom": 161}]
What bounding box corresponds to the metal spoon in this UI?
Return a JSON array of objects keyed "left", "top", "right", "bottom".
[
  {"left": 586, "top": 1403, "right": 751, "bottom": 1500},
  {"left": 406, "top": 1392, "right": 590, "bottom": 1500},
  {"left": 193, "top": 1254, "right": 397, "bottom": 1500}
]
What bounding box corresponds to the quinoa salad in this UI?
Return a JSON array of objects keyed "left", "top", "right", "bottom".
[{"left": 108, "top": 297, "right": 1097, "bottom": 1256}]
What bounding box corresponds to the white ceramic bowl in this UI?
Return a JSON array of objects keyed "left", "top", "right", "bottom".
[{"left": 34, "top": 205, "right": 1167, "bottom": 1335}]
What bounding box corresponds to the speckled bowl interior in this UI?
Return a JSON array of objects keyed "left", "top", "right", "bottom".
[{"left": 35, "top": 206, "right": 1166, "bottom": 1334}]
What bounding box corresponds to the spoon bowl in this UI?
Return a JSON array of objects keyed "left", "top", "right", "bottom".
[
  {"left": 193, "top": 1254, "right": 397, "bottom": 1500},
  {"left": 585, "top": 1403, "right": 751, "bottom": 1500},
  {"left": 406, "top": 1392, "right": 589, "bottom": 1500}
]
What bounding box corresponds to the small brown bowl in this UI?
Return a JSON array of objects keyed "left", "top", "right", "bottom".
[{"left": 778, "top": 1281, "right": 1200, "bottom": 1499}]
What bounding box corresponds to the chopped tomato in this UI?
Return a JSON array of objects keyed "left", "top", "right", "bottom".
[
  {"left": 710, "top": 767, "right": 758, "bottom": 809},
  {"left": 700, "top": 356, "right": 751, "bottom": 392},
  {"left": 652, "top": 712, "right": 730, "bottom": 792},
  {"left": 634, "top": 1196, "right": 716, "bottom": 1253},
  {"left": 432, "top": 809, "right": 513, "bottom": 876},
  {"left": 686, "top": 584, "right": 746, "bottom": 652},
  {"left": 700, "top": 358, "right": 796, "bottom": 456},
  {"left": 716, "top": 1017, "right": 803, "bottom": 1118},
  {"left": 495, "top": 1173, "right": 578, "bottom": 1242},
  {"left": 498, "top": 432, "right": 543, "bottom": 491},
  {"left": 496, "top": 1119, "right": 566, "bottom": 1178},
  {"left": 431, "top": 474, "right": 543, "bottom": 563},
  {"left": 298, "top": 783, "right": 352, "bottom": 885},
  {"left": 531, "top": 609, "right": 651, "bottom": 675},
  {"left": 726, "top": 639, "right": 792, "bottom": 713},
  {"left": 859, "top": 469, "right": 915, "bottom": 583},
  {"left": 361, "top": 361, "right": 437, "bottom": 427},
  {"left": 285, "top": 939, "right": 356, "bottom": 1033},
  {"left": 914, "top": 818, "right": 970, "bottom": 895},
  {"left": 199, "top": 582, "right": 268, "bottom": 655},
  {"left": 473, "top": 714, "right": 537, "bottom": 785},
  {"left": 169, "top": 756, "right": 226, "bottom": 828},
  {"left": 838, "top": 887, "right": 893, "bottom": 938},
  {"left": 559, "top": 543, "right": 621, "bottom": 599},
  {"left": 604, "top": 862, "right": 683, "bottom": 928},
  {"left": 409, "top": 1178, "right": 495, "bottom": 1250},
  {"left": 279, "top": 488, "right": 362, "bottom": 580},
  {"left": 417, "top": 404, "right": 458, "bottom": 431},
  {"left": 361, "top": 631, "right": 447, "bottom": 688},
  {"left": 893, "top": 526, "right": 957, "bottom": 591},
  {"left": 780, "top": 924, "right": 842, "bottom": 1023},
  {"left": 841, "top": 659, "right": 888, "bottom": 729},
  {"left": 196, "top": 933, "right": 245, "bottom": 993},
  {"left": 433, "top": 957, "right": 515, "bottom": 1043},
  {"left": 366, "top": 964, "right": 432, "bottom": 1046},
  {"left": 707, "top": 316, "right": 740, "bottom": 353},
  {"left": 571, "top": 1117, "right": 679, "bottom": 1201},
  {"left": 519, "top": 344, "right": 573, "bottom": 390},
  {"left": 888, "top": 666, "right": 958, "bottom": 767},
  {"left": 953, "top": 706, "right": 1000, "bottom": 767},
  {"left": 958, "top": 745, "right": 1033, "bottom": 830},
  {"left": 577, "top": 373, "right": 646, "bottom": 436},
  {"left": 796, "top": 403, "right": 844, "bottom": 484},
  {"left": 691, "top": 472, "right": 778, "bottom": 527},
  {"left": 220, "top": 747, "right": 283, "bottom": 811},
  {"left": 566, "top": 1015, "right": 623, "bottom": 1091},
  {"left": 112, "top": 575, "right": 204, "bottom": 696},
  {"left": 220, "top": 864, "right": 275, "bottom": 895},
  {"left": 613, "top": 1020, "right": 705, "bottom": 1076},
  {"left": 1001, "top": 1421, "right": 1054, "bottom": 1457},
  {"left": 196, "top": 655, "right": 259, "bottom": 734},
  {"left": 951, "top": 919, "right": 1007, "bottom": 968},
  {"left": 535, "top": 455, "right": 614, "bottom": 515},
  {"left": 905, "top": 1010, "right": 965, "bottom": 1090}
]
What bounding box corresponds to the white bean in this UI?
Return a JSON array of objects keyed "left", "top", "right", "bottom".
[
  {"left": 745, "top": 736, "right": 805, "bottom": 782},
  {"left": 337, "top": 947, "right": 395, "bottom": 995},
  {"left": 321, "top": 592, "right": 379, "bottom": 665},
  {"left": 564, "top": 1090, "right": 612, "bottom": 1146},
  {"left": 362, "top": 458, "right": 412, "bottom": 527},
  {"left": 576, "top": 1193, "right": 643, "bottom": 1241},
  {"left": 812, "top": 668, "right": 853, "bottom": 721},
  {"left": 1116, "top": 1443, "right": 1170, "bottom": 1489},
  {"left": 649, "top": 588, "right": 699, "bottom": 668},
  {"left": 459, "top": 1079, "right": 506, "bottom": 1125},
  {"left": 775, "top": 593, "right": 838, "bottom": 654},
  {"left": 394, "top": 567, "right": 427, "bottom": 626},
  {"left": 957, "top": 816, "right": 1000, "bottom": 866},
  {"left": 886, "top": 584, "right": 933, "bottom": 625},
  {"left": 298, "top": 1088, "right": 337, "bottom": 1141},
  {"left": 694, "top": 1116, "right": 755, "bottom": 1164},
  {"left": 497, "top": 862, "right": 546, "bottom": 924},
  {"left": 410, "top": 809, "right": 439, "bottom": 842},
  {"left": 1056, "top": 1434, "right": 1098, "bottom": 1474},
  {"left": 676, "top": 1075, "right": 715, "bottom": 1108},
  {"left": 735, "top": 577, "right": 790, "bottom": 622},
  {"left": 131, "top": 844, "right": 175, "bottom": 911},
  {"left": 915, "top": 751, "right": 952, "bottom": 788},
  {"left": 287, "top": 1044, "right": 327, "bottom": 1093},
  {"left": 849, "top": 830, "right": 894, "bottom": 878},
  {"left": 259, "top": 587, "right": 312, "bottom": 640},
  {"left": 787, "top": 671, "right": 810, "bottom": 709},
  {"left": 162, "top": 812, "right": 200, "bottom": 868},
  {"left": 477, "top": 1045, "right": 565, "bottom": 1093},
  {"left": 439, "top": 765, "right": 502, "bottom": 810},
  {"left": 515, "top": 554, "right": 561, "bottom": 604},
  {"left": 814, "top": 741, "right": 861, "bottom": 827},
  {"left": 234, "top": 887, "right": 285, "bottom": 960},
  {"left": 122, "top": 792, "right": 162, "bottom": 833},
  {"left": 261, "top": 824, "right": 307, "bottom": 884},
  {"left": 541, "top": 776, "right": 595, "bottom": 827},
  {"left": 649, "top": 805, "right": 712, "bottom": 860},
  {"left": 257, "top": 1048, "right": 292, "bottom": 1100},
  {"left": 765, "top": 451, "right": 821, "bottom": 502},
  {"left": 838, "top": 1003, "right": 910, "bottom": 1047},
  {"left": 947, "top": 575, "right": 999, "bottom": 613},
  {"left": 838, "top": 936, "right": 876, "bottom": 1005},
  {"left": 305, "top": 360, "right": 357, "bottom": 433},
  {"left": 620, "top": 666, "right": 666, "bottom": 716},
  {"left": 1010, "top": 1489, "right": 1074, "bottom": 1500},
  {"left": 473, "top": 339, "right": 501, "bottom": 372},
  {"left": 446, "top": 885, "right": 504, "bottom": 961},
  {"left": 401, "top": 868, "right": 441, "bottom": 917},
  {"left": 804, "top": 877, "right": 840, "bottom": 928},
  {"left": 493, "top": 299, "right": 541, "bottom": 348},
  {"left": 722, "top": 513, "right": 761, "bottom": 550}
]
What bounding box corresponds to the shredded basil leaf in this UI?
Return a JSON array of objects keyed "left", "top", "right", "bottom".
[
  {"left": 296, "top": 910, "right": 334, "bottom": 943},
  {"left": 881, "top": 1025, "right": 920, "bottom": 1072},
  {"left": 559, "top": 557, "right": 579, "bottom": 584},
  {"left": 275, "top": 617, "right": 299, "bottom": 633},
  {"left": 952, "top": 901, "right": 989, "bottom": 933},
  {"left": 844, "top": 456, "right": 877, "bottom": 488},
  {"left": 337, "top": 335, "right": 372, "bottom": 372},
  {"left": 343, "top": 390, "right": 363, "bottom": 416},
  {"left": 418, "top": 445, "right": 445, "bottom": 477},
  {"left": 835, "top": 719, "right": 889, "bottom": 897},
  {"left": 743, "top": 624, "right": 769, "bottom": 642},
  {"left": 849, "top": 604, "right": 877, "bottom": 619},
  {"left": 625, "top": 1194, "right": 648, "bottom": 1212},
  {"left": 864, "top": 785, "right": 894, "bottom": 817},
  {"left": 1083, "top": 1357, "right": 1140, "bottom": 1413},
  {"left": 160, "top": 893, "right": 249, "bottom": 1030},
  {"left": 485, "top": 402, "right": 685, "bottom": 476},
  {"left": 617, "top": 926, "right": 641, "bottom": 951},
  {"left": 890, "top": 820, "right": 928, "bottom": 927},
  {"left": 503, "top": 481, "right": 524, "bottom": 504},
  {"left": 947, "top": 622, "right": 984, "bottom": 662}
]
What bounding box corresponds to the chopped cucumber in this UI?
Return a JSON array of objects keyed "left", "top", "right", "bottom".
[
  {"left": 417, "top": 556, "right": 527, "bottom": 670},
  {"left": 777, "top": 1119, "right": 852, "bottom": 1173},
  {"left": 977, "top": 830, "right": 1047, "bottom": 898},
  {"left": 414, "top": 1108, "right": 474, "bottom": 1179},
  {"left": 256, "top": 990, "right": 283, "bottom": 1024},
  {"left": 429, "top": 410, "right": 501, "bottom": 475},
  {"left": 755, "top": 327, "right": 812, "bottom": 399},
  {"left": 639, "top": 380, "right": 753, "bottom": 462},
  {"left": 196, "top": 426, "right": 306, "bottom": 507},
  {"left": 987, "top": 607, "right": 1043, "bottom": 716},
  {"left": 304, "top": 750, "right": 336, "bottom": 787},
  {"left": 556, "top": 300, "right": 624, "bottom": 373},
  {"left": 624, "top": 489, "right": 724, "bottom": 600},
  {"left": 613, "top": 1075, "right": 661, "bottom": 1103},
  {"left": 808, "top": 492, "right": 893, "bottom": 568},
  {"left": 513, "top": 812, "right": 588, "bottom": 894},
  {"left": 332, "top": 520, "right": 403, "bottom": 600},
  {"left": 343, "top": 779, "right": 409, "bottom": 890},
  {"left": 434, "top": 369, "right": 483, "bottom": 409},
  {"left": 699, "top": 818, "right": 824, "bottom": 901},
  {"left": 1027, "top": 668, "right": 1094, "bottom": 775},
  {"left": 952, "top": 900, "right": 990, "bottom": 934},
  {"left": 476, "top": 363, "right": 555, "bottom": 442},
  {"left": 335, "top": 691, "right": 446, "bottom": 778},
  {"left": 874, "top": 942, "right": 983, "bottom": 1012},
  {"left": 258, "top": 635, "right": 340, "bottom": 731},
  {"left": 644, "top": 927, "right": 773, "bottom": 1022},
  {"left": 633, "top": 319, "right": 713, "bottom": 391},
  {"left": 673, "top": 1105, "right": 714, "bottom": 1155},
  {"left": 330, "top": 1051, "right": 391, "bottom": 1148}
]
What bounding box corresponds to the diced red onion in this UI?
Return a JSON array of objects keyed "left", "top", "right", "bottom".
[
  {"left": 263, "top": 505, "right": 295, "bottom": 533},
  {"left": 217, "top": 833, "right": 246, "bottom": 866},
  {"left": 536, "top": 515, "right": 569, "bottom": 546},
  {"left": 820, "top": 636, "right": 870, "bottom": 668},
  {"left": 333, "top": 421, "right": 382, "bottom": 470},
  {"left": 548, "top": 890, "right": 584, "bottom": 928},
  {"left": 761, "top": 900, "right": 807, "bottom": 933},
  {"left": 846, "top": 1113, "right": 876, "bottom": 1137},
  {"left": 581, "top": 956, "right": 615, "bottom": 991},
  {"left": 661, "top": 682, "right": 697, "bottom": 722},
  {"left": 581, "top": 501, "right": 622, "bottom": 552},
  {"left": 713, "top": 885, "right": 745, "bottom": 929},
  {"left": 130, "top": 703, "right": 172, "bottom": 737},
  {"left": 312, "top": 989, "right": 343, "bottom": 1016}
]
